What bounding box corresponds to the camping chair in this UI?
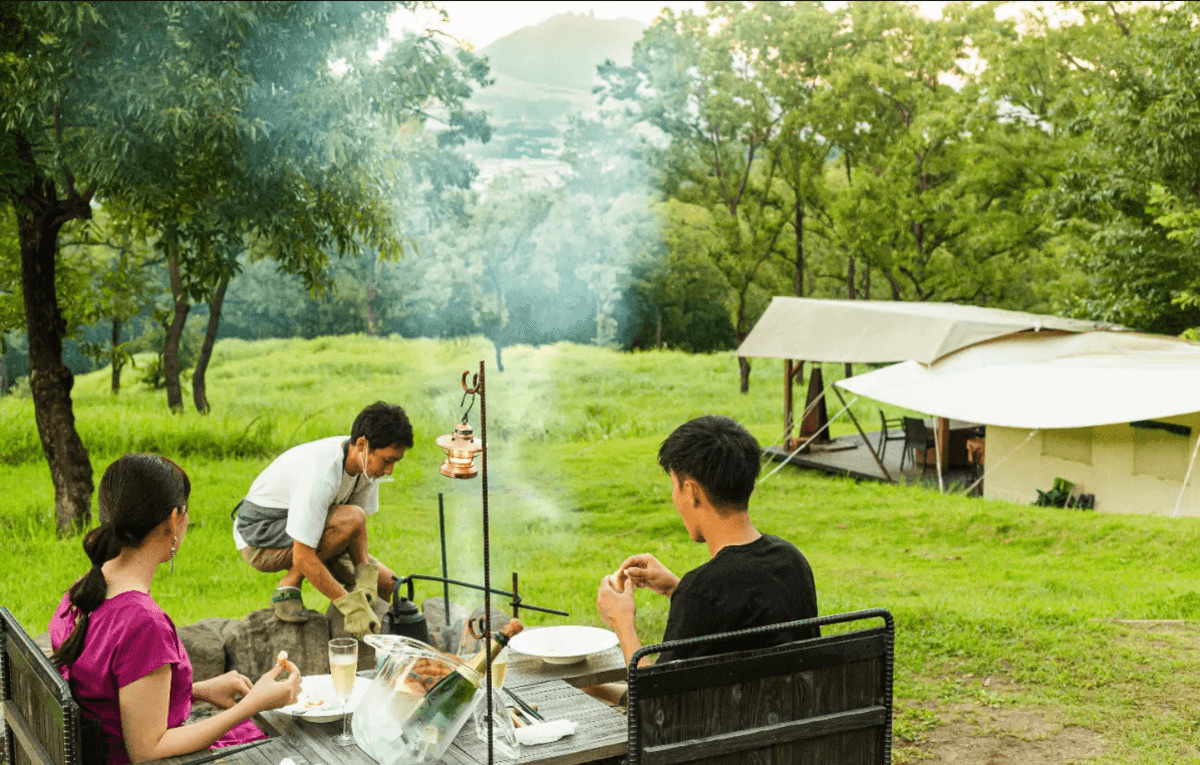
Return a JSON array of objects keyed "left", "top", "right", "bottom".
[
  {"left": 877, "top": 409, "right": 905, "bottom": 461},
  {"left": 900, "top": 417, "right": 934, "bottom": 473},
  {"left": 627, "top": 608, "right": 894, "bottom": 765},
  {"left": 0, "top": 607, "right": 104, "bottom": 765}
]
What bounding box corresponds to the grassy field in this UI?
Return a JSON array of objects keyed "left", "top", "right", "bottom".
[{"left": 4, "top": 335, "right": 1200, "bottom": 762}]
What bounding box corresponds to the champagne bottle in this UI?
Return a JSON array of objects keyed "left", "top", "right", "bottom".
[{"left": 403, "top": 618, "right": 523, "bottom": 751}]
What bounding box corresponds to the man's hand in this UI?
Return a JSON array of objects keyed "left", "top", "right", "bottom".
[
  {"left": 192, "top": 671, "right": 253, "bottom": 709},
  {"left": 616, "top": 553, "right": 680, "bottom": 598},
  {"left": 596, "top": 573, "right": 636, "bottom": 632},
  {"left": 334, "top": 589, "right": 379, "bottom": 637}
]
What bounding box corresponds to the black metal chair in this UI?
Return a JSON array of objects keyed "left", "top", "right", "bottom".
[
  {"left": 900, "top": 416, "right": 934, "bottom": 473},
  {"left": 877, "top": 409, "right": 905, "bottom": 461},
  {"left": 627, "top": 608, "right": 894, "bottom": 765}
]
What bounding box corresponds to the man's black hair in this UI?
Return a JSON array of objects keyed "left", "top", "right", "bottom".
[
  {"left": 657, "top": 415, "right": 761, "bottom": 512},
  {"left": 351, "top": 401, "right": 414, "bottom": 450}
]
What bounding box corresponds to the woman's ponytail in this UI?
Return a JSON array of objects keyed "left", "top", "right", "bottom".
[{"left": 50, "top": 524, "right": 123, "bottom": 667}]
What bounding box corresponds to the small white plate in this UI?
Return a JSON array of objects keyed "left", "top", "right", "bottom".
[
  {"left": 277, "top": 673, "right": 369, "bottom": 723},
  {"left": 507, "top": 626, "right": 619, "bottom": 665}
]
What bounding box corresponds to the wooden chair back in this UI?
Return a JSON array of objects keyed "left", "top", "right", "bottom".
[
  {"left": 626, "top": 608, "right": 893, "bottom": 765},
  {"left": 0, "top": 607, "right": 96, "bottom": 765}
]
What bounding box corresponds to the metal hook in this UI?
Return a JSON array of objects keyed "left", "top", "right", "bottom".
[
  {"left": 458, "top": 370, "right": 482, "bottom": 424},
  {"left": 461, "top": 370, "right": 482, "bottom": 395},
  {"left": 466, "top": 615, "right": 487, "bottom": 641}
]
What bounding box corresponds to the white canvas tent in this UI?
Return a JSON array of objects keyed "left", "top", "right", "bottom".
[
  {"left": 738, "top": 297, "right": 1117, "bottom": 487},
  {"left": 737, "top": 296, "right": 1109, "bottom": 364},
  {"left": 837, "top": 331, "right": 1200, "bottom": 516}
]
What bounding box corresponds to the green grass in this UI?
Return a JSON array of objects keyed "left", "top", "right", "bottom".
[{"left": 4, "top": 335, "right": 1200, "bottom": 762}]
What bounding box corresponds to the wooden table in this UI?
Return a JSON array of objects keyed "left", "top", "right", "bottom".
[
  {"left": 147, "top": 678, "right": 627, "bottom": 765},
  {"left": 507, "top": 646, "right": 626, "bottom": 689}
]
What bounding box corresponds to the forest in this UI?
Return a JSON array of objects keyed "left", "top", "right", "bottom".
[{"left": 3, "top": 1, "right": 1199, "bottom": 530}]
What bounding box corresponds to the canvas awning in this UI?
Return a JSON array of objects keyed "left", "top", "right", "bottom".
[
  {"left": 737, "top": 297, "right": 1111, "bottom": 364},
  {"left": 835, "top": 331, "right": 1200, "bottom": 429}
]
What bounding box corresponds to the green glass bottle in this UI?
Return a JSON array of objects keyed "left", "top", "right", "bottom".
[{"left": 403, "top": 618, "right": 523, "bottom": 753}]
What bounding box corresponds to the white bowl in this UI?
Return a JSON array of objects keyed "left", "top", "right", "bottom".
[{"left": 507, "top": 626, "right": 619, "bottom": 665}]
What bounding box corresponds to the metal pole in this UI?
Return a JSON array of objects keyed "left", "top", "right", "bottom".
[
  {"left": 831, "top": 386, "right": 894, "bottom": 483},
  {"left": 479, "top": 359, "right": 493, "bottom": 765},
  {"left": 512, "top": 572, "right": 520, "bottom": 619},
  {"left": 438, "top": 493, "right": 450, "bottom": 626}
]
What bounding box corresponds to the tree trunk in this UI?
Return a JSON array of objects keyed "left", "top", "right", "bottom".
[
  {"left": 366, "top": 270, "right": 378, "bottom": 336},
  {"left": 13, "top": 149, "right": 95, "bottom": 533},
  {"left": 738, "top": 355, "right": 752, "bottom": 394},
  {"left": 163, "top": 243, "right": 190, "bottom": 412},
  {"left": 110, "top": 317, "right": 121, "bottom": 395},
  {"left": 846, "top": 256, "right": 856, "bottom": 379},
  {"left": 494, "top": 342, "right": 505, "bottom": 372},
  {"left": 794, "top": 201, "right": 805, "bottom": 297},
  {"left": 192, "top": 277, "right": 228, "bottom": 413}
]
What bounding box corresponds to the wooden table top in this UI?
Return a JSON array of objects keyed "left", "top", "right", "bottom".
[
  {"left": 507, "top": 646, "right": 627, "bottom": 689},
  {"left": 146, "top": 678, "right": 627, "bottom": 765}
]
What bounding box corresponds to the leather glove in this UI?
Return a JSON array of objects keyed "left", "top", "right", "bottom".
[
  {"left": 354, "top": 562, "right": 380, "bottom": 604},
  {"left": 334, "top": 590, "right": 379, "bottom": 638}
]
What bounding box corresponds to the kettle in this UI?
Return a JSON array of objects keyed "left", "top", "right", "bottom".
[{"left": 382, "top": 580, "right": 430, "bottom": 644}]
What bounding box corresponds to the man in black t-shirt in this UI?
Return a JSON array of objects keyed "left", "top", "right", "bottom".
[{"left": 596, "top": 415, "right": 818, "bottom": 668}]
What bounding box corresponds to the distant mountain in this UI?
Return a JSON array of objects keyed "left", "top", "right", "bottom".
[
  {"left": 465, "top": 12, "right": 647, "bottom": 169},
  {"left": 481, "top": 12, "right": 645, "bottom": 91}
]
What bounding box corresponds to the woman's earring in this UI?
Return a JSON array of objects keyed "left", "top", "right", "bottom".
[{"left": 170, "top": 535, "right": 178, "bottom": 574}]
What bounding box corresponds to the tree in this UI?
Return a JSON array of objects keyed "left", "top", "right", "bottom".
[
  {"left": 0, "top": 1, "right": 488, "bottom": 530},
  {"left": 1021, "top": 2, "right": 1200, "bottom": 333},
  {"left": 600, "top": 5, "right": 793, "bottom": 392}
]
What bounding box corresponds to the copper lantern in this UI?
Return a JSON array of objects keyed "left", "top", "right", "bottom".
[{"left": 435, "top": 421, "right": 484, "bottom": 479}]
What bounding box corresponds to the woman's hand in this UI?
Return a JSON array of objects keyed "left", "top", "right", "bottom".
[
  {"left": 617, "top": 553, "right": 680, "bottom": 598},
  {"left": 192, "top": 671, "right": 253, "bottom": 709},
  {"left": 242, "top": 660, "right": 302, "bottom": 714}
]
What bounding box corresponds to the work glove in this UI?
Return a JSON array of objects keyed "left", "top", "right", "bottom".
[
  {"left": 354, "top": 561, "right": 380, "bottom": 604},
  {"left": 334, "top": 589, "right": 379, "bottom": 638}
]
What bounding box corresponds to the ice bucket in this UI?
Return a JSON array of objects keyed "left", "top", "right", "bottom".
[{"left": 352, "top": 639, "right": 484, "bottom": 764}]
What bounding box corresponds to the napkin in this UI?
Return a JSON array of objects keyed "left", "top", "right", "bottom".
[{"left": 514, "top": 719, "right": 576, "bottom": 745}]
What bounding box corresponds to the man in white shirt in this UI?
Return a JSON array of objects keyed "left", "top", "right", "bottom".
[{"left": 233, "top": 401, "right": 412, "bottom": 636}]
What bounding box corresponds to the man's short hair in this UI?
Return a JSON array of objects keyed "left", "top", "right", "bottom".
[
  {"left": 351, "top": 401, "right": 414, "bottom": 450},
  {"left": 657, "top": 415, "right": 761, "bottom": 512}
]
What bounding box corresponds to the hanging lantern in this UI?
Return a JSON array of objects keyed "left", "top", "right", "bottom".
[{"left": 436, "top": 421, "right": 484, "bottom": 479}]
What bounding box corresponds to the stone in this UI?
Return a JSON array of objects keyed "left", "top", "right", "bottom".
[
  {"left": 177, "top": 617, "right": 234, "bottom": 681},
  {"left": 225, "top": 608, "right": 331, "bottom": 678},
  {"left": 325, "top": 597, "right": 389, "bottom": 671},
  {"left": 421, "top": 597, "right": 470, "bottom": 654}
]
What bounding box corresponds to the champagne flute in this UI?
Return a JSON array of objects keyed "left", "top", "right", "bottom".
[{"left": 328, "top": 637, "right": 358, "bottom": 746}]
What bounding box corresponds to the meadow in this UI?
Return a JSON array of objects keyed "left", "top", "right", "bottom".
[{"left": 4, "top": 335, "right": 1200, "bottom": 763}]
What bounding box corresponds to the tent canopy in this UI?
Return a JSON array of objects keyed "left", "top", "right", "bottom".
[
  {"left": 835, "top": 331, "right": 1200, "bottom": 429},
  {"left": 737, "top": 297, "right": 1112, "bottom": 364}
]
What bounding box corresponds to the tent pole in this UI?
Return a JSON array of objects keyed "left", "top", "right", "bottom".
[
  {"left": 831, "top": 386, "right": 894, "bottom": 483},
  {"left": 759, "top": 394, "right": 858, "bottom": 485},
  {"left": 772, "top": 379, "right": 826, "bottom": 450},
  {"left": 960, "top": 428, "right": 1040, "bottom": 497},
  {"left": 933, "top": 421, "right": 944, "bottom": 493},
  {"left": 1171, "top": 431, "right": 1200, "bottom": 517}
]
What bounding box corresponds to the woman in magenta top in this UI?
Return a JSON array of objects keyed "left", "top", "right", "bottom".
[{"left": 49, "top": 454, "right": 302, "bottom": 765}]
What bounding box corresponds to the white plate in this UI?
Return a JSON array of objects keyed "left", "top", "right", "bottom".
[
  {"left": 507, "top": 626, "right": 619, "bottom": 665},
  {"left": 277, "top": 673, "right": 369, "bottom": 723}
]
